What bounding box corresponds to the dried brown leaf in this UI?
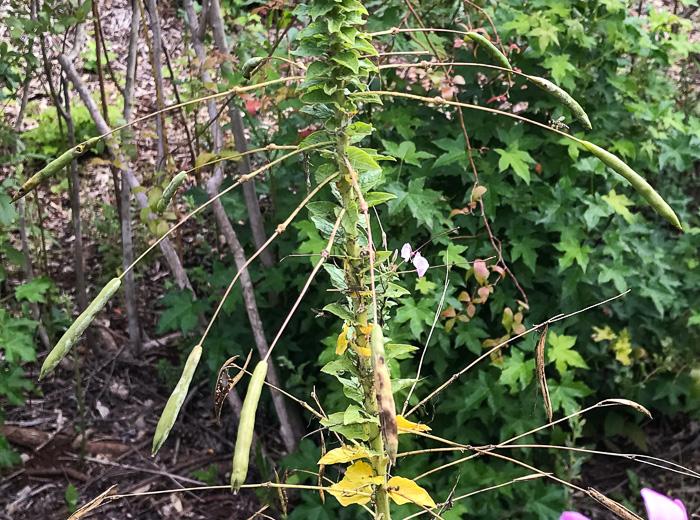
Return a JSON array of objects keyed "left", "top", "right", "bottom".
[
  {"left": 214, "top": 350, "right": 252, "bottom": 424},
  {"left": 68, "top": 485, "right": 118, "bottom": 520}
]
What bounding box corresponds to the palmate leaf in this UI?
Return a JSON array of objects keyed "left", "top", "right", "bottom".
[{"left": 386, "top": 178, "right": 445, "bottom": 229}]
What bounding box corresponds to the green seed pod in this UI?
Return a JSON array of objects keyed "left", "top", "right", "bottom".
[
  {"left": 156, "top": 171, "right": 187, "bottom": 214},
  {"left": 582, "top": 140, "right": 681, "bottom": 229},
  {"left": 231, "top": 361, "right": 268, "bottom": 490},
  {"left": 465, "top": 32, "right": 512, "bottom": 71},
  {"left": 39, "top": 277, "right": 121, "bottom": 380},
  {"left": 241, "top": 57, "right": 265, "bottom": 79},
  {"left": 12, "top": 137, "right": 101, "bottom": 203},
  {"left": 152, "top": 345, "right": 203, "bottom": 456},
  {"left": 527, "top": 75, "right": 592, "bottom": 130},
  {"left": 370, "top": 326, "right": 398, "bottom": 464}
]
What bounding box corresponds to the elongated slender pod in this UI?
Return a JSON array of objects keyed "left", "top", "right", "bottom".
[
  {"left": 527, "top": 75, "right": 592, "bottom": 129},
  {"left": 12, "top": 136, "right": 102, "bottom": 203},
  {"left": 156, "top": 171, "right": 187, "bottom": 214},
  {"left": 465, "top": 32, "right": 512, "bottom": 71},
  {"left": 582, "top": 140, "right": 681, "bottom": 229},
  {"left": 152, "top": 345, "right": 203, "bottom": 455},
  {"left": 39, "top": 277, "right": 121, "bottom": 380},
  {"left": 231, "top": 360, "right": 268, "bottom": 490},
  {"left": 371, "top": 326, "right": 398, "bottom": 464}
]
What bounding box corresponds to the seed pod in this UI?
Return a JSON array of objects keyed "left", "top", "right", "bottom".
[
  {"left": 371, "top": 326, "right": 398, "bottom": 464},
  {"left": 151, "top": 345, "right": 202, "bottom": 455},
  {"left": 231, "top": 360, "right": 268, "bottom": 490},
  {"left": 465, "top": 32, "right": 512, "bottom": 71},
  {"left": 156, "top": 171, "right": 187, "bottom": 214},
  {"left": 39, "top": 277, "right": 121, "bottom": 380},
  {"left": 582, "top": 140, "right": 681, "bottom": 229},
  {"left": 12, "top": 137, "right": 101, "bottom": 203},
  {"left": 588, "top": 488, "right": 644, "bottom": 520},
  {"left": 527, "top": 75, "right": 592, "bottom": 130},
  {"left": 241, "top": 57, "right": 265, "bottom": 79}
]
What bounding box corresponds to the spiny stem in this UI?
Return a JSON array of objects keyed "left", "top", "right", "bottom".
[
  {"left": 118, "top": 142, "right": 333, "bottom": 280},
  {"left": 343, "top": 156, "right": 378, "bottom": 325},
  {"left": 262, "top": 207, "right": 347, "bottom": 363}
]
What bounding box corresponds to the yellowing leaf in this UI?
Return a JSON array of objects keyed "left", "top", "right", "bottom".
[
  {"left": 328, "top": 461, "right": 382, "bottom": 507},
  {"left": 359, "top": 324, "right": 373, "bottom": 335},
  {"left": 387, "top": 476, "right": 436, "bottom": 508},
  {"left": 396, "top": 415, "right": 431, "bottom": 434},
  {"left": 612, "top": 328, "right": 632, "bottom": 366},
  {"left": 592, "top": 326, "right": 617, "bottom": 342},
  {"left": 351, "top": 345, "right": 371, "bottom": 357},
  {"left": 318, "top": 445, "right": 370, "bottom": 465},
  {"left": 336, "top": 324, "right": 349, "bottom": 355}
]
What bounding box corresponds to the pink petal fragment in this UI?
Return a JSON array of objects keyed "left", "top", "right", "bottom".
[
  {"left": 559, "top": 513, "right": 590, "bottom": 520},
  {"left": 413, "top": 253, "right": 429, "bottom": 278},
  {"left": 641, "top": 488, "right": 687, "bottom": 520},
  {"left": 401, "top": 243, "right": 412, "bottom": 262}
]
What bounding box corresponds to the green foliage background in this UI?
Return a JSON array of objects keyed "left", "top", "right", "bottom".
[{"left": 1, "top": 0, "right": 699, "bottom": 517}]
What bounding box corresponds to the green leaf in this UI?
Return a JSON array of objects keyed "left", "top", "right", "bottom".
[
  {"left": 332, "top": 50, "right": 360, "bottom": 74},
  {"left": 323, "top": 302, "right": 355, "bottom": 322},
  {"left": 602, "top": 189, "right": 636, "bottom": 224},
  {"left": 0, "top": 193, "right": 17, "bottom": 226},
  {"left": 549, "top": 372, "right": 593, "bottom": 415},
  {"left": 14, "top": 277, "right": 51, "bottom": 303},
  {"left": 495, "top": 147, "right": 535, "bottom": 184},
  {"left": 156, "top": 289, "right": 207, "bottom": 336},
  {"left": 346, "top": 146, "right": 380, "bottom": 173},
  {"left": 498, "top": 349, "right": 536, "bottom": 393},
  {"left": 381, "top": 140, "right": 434, "bottom": 166},
  {"left": 547, "top": 331, "right": 588, "bottom": 376},
  {"left": 386, "top": 178, "right": 444, "bottom": 229}
]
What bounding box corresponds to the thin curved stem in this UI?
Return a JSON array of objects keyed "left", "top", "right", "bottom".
[
  {"left": 405, "top": 291, "right": 630, "bottom": 417},
  {"left": 198, "top": 173, "right": 338, "bottom": 345},
  {"left": 262, "top": 207, "right": 347, "bottom": 363},
  {"left": 118, "top": 141, "right": 334, "bottom": 280},
  {"left": 97, "top": 76, "right": 304, "bottom": 141},
  {"left": 349, "top": 91, "right": 581, "bottom": 144}
]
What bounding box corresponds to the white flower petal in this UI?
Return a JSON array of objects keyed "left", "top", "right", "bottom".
[{"left": 413, "top": 253, "right": 429, "bottom": 278}]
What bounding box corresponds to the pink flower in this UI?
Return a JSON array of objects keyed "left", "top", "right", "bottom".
[
  {"left": 401, "top": 243, "right": 412, "bottom": 263},
  {"left": 399, "top": 243, "right": 430, "bottom": 278},
  {"left": 413, "top": 253, "right": 429, "bottom": 278},
  {"left": 641, "top": 488, "right": 687, "bottom": 520},
  {"left": 560, "top": 488, "right": 687, "bottom": 520}
]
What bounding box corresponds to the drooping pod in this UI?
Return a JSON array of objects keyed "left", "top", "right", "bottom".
[
  {"left": 370, "top": 325, "right": 398, "bottom": 464},
  {"left": 241, "top": 57, "right": 265, "bottom": 79},
  {"left": 156, "top": 171, "right": 187, "bottom": 214},
  {"left": 152, "top": 345, "right": 203, "bottom": 456},
  {"left": 582, "top": 140, "right": 681, "bottom": 229},
  {"left": 465, "top": 32, "right": 512, "bottom": 71},
  {"left": 231, "top": 360, "right": 268, "bottom": 490},
  {"left": 12, "top": 136, "right": 102, "bottom": 203},
  {"left": 39, "top": 277, "right": 121, "bottom": 380},
  {"left": 527, "top": 75, "right": 592, "bottom": 130}
]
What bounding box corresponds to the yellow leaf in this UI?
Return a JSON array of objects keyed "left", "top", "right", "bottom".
[
  {"left": 318, "top": 445, "right": 370, "bottom": 465},
  {"left": 592, "top": 326, "right": 617, "bottom": 342},
  {"left": 613, "top": 328, "right": 632, "bottom": 366},
  {"left": 327, "top": 461, "right": 382, "bottom": 507},
  {"left": 387, "top": 476, "right": 436, "bottom": 508},
  {"left": 351, "top": 344, "right": 371, "bottom": 357},
  {"left": 336, "top": 324, "right": 349, "bottom": 355},
  {"left": 359, "top": 324, "right": 373, "bottom": 335},
  {"left": 396, "top": 415, "right": 431, "bottom": 434}
]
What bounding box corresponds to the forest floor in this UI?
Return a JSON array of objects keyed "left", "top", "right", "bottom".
[{"left": 1, "top": 0, "right": 699, "bottom": 519}]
